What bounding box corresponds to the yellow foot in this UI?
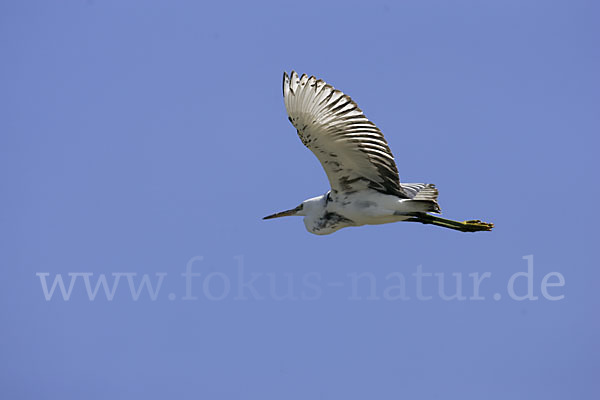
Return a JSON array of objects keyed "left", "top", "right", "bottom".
[{"left": 462, "top": 220, "right": 494, "bottom": 232}]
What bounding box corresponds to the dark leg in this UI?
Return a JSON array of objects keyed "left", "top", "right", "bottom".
[{"left": 407, "top": 213, "right": 494, "bottom": 232}]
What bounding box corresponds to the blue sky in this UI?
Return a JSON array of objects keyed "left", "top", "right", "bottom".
[{"left": 1, "top": 1, "right": 599, "bottom": 399}]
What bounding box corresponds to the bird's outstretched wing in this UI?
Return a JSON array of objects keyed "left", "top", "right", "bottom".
[{"left": 283, "top": 71, "right": 408, "bottom": 198}]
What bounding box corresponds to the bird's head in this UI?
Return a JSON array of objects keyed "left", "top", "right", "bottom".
[{"left": 263, "top": 195, "right": 326, "bottom": 220}]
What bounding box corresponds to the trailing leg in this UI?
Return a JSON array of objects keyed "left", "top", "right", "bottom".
[{"left": 407, "top": 213, "right": 493, "bottom": 232}]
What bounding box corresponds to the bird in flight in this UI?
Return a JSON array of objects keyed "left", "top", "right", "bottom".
[{"left": 264, "top": 71, "right": 493, "bottom": 235}]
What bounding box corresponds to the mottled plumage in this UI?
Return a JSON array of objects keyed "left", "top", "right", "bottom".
[{"left": 264, "top": 71, "right": 493, "bottom": 235}]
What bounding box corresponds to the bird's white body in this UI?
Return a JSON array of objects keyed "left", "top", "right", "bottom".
[
  {"left": 299, "top": 190, "right": 430, "bottom": 235},
  {"left": 263, "top": 71, "right": 493, "bottom": 234}
]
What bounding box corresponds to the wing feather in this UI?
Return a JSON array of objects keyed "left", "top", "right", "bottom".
[{"left": 283, "top": 71, "right": 407, "bottom": 198}]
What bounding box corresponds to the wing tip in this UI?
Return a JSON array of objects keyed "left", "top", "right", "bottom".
[
  {"left": 283, "top": 70, "right": 323, "bottom": 97},
  {"left": 283, "top": 71, "right": 290, "bottom": 96}
]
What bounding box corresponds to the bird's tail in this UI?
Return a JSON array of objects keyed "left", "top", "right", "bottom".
[
  {"left": 408, "top": 213, "right": 493, "bottom": 232},
  {"left": 407, "top": 200, "right": 441, "bottom": 214},
  {"left": 401, "top": 183, "right": 441, "bottom": 213}
]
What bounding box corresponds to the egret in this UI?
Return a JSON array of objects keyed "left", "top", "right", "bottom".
[{"left": 264, "top": 71, "right": 493, "bottom": 235}]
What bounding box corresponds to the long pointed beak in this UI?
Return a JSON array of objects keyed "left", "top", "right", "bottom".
[{"left": 263, "top": 205, "right": 302, "bottom": 220}]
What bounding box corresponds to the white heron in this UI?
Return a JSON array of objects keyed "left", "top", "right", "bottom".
[{"left": 264, "top": 71, "right": 493, "bottom": 235}]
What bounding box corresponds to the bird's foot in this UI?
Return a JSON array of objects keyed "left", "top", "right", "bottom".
[{"left": 462, "top": 220, "right": 494, "bottom": 232}]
